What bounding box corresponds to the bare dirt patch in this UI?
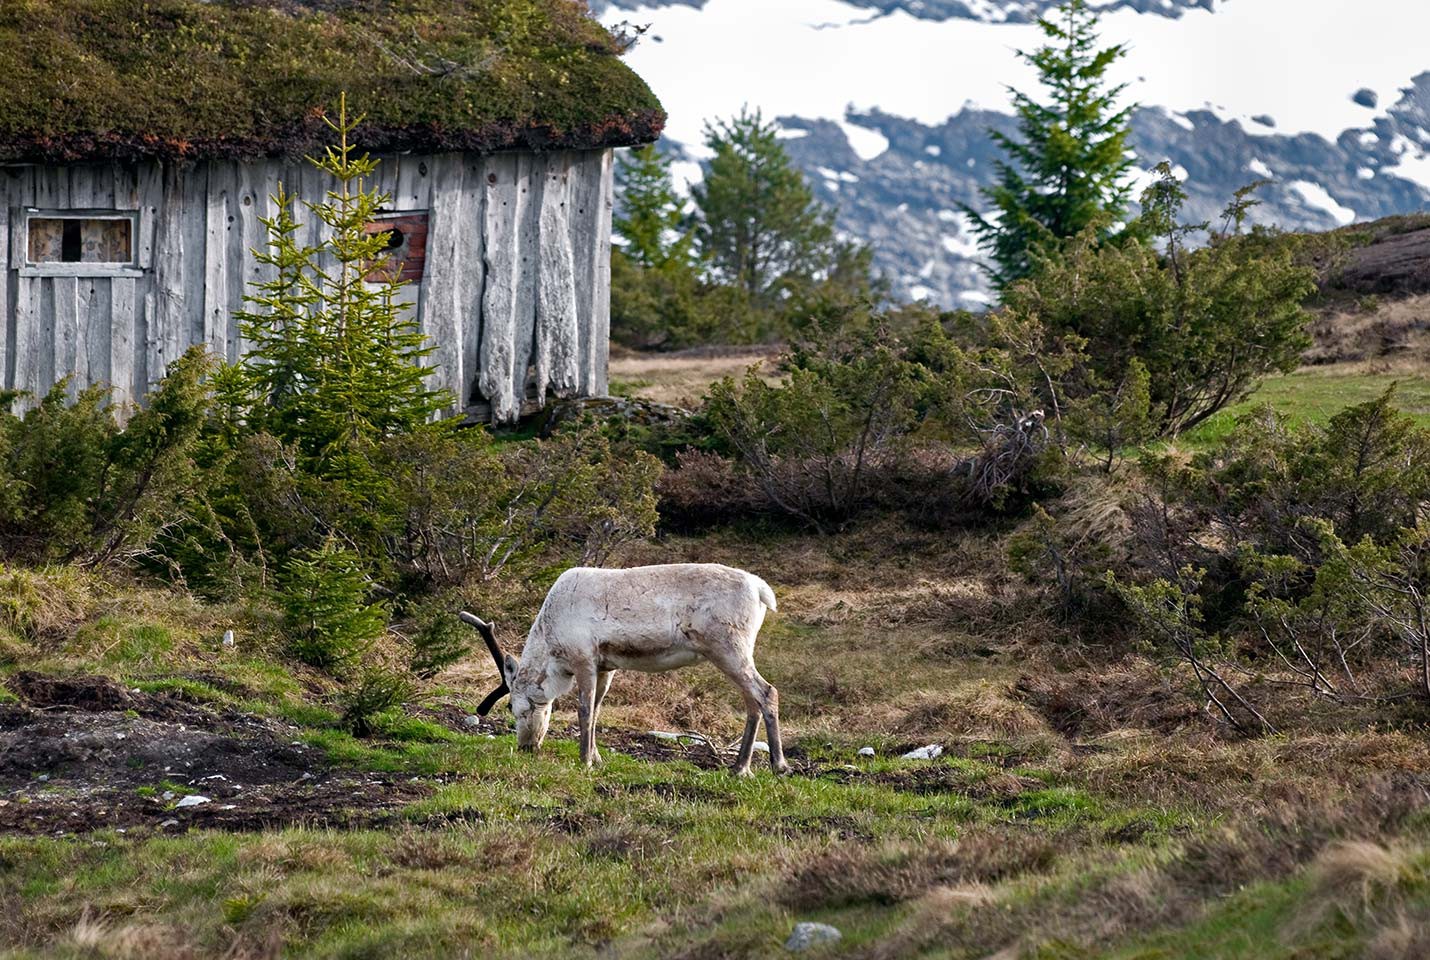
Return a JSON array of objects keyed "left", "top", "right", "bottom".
[{"left": 0, "top": 673, "right": 429, "bottom": 836}]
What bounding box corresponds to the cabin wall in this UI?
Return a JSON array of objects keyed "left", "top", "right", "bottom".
[{"left": 0, "top": 148, "right": 614, "bottom": 421}]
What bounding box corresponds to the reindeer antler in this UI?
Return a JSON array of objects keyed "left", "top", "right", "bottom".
[{"left": 460, "top": 611, "right": 510, "bottom": 716}]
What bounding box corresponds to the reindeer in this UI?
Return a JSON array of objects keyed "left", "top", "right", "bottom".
[{"left": 461, "top": 563, "right": 788, "bottom": 775}]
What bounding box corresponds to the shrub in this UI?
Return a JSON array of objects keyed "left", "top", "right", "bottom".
[
  {"left": 0, "top": 347, "right": 214, "bottom": 565},
  {"left": 704, "top": 331, "right": 924, "bottom": 532},
  {"left": 1003, "top": 165, "right": 1316, "bottom": 436},
  {"left": 408, "top": 608, "right": 471, "bottom": 680},
  {"left": 341, "top": 669, "right": 416, "bottom": 737},
  {"left": 1086, "top": 391, "right": 1430, "bottom": 728},
  {"left": 278, "top": 540, "right": 387, "bottom": 673}
]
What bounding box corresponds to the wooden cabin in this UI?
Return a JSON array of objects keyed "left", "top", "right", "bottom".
[{"left": 0, "top": 1, "right": 663, "bottom": 422}]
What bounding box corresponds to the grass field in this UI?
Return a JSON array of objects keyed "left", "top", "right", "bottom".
[
  {"left": 1181, "top": 363, "right": 1430, "bottom": 446},
  {"left": 3, "top": 519, "right": 1430, "bottom": 959}
]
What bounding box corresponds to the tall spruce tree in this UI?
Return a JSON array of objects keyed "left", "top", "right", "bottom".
[
  {"left": 691, "top": 107, "right": 834, "bottom": 305},
  {"left": 233, "top": 94, "right": 448, "bottom": 466},
  {"left": 969, "top": 0, "right": 1136, "bottom": 290},
  {"left": 614, "top": 143, "right": 691, "bottom": 268}
]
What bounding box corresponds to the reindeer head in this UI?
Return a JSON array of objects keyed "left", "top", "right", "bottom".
[{"left": 460, "top": 611, "right": 551, "bottom": 752}]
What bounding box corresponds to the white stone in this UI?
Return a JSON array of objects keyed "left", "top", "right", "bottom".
[
  {"left": 858, "top": 746, "right": 876, "bottom": 757},
  {"left": 174, "top": 795, "right": 210, "bottom": 808},
  {"left": 902, "top": 744, "right": 943, "bottom": 760},
  {"left": 752, "top": 741, "right": 770, "bottom": 753},
  {"left": 786, "top": 922, "right": 842, "bottom": 952}
]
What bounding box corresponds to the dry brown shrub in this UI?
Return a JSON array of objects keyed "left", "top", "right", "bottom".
[
  {"left": 780, "top": 831, "right": 1056, "bottom": 911},
  {"left": 1013, "top": 662, "right": 1207, "bottom": 739},
  {"left": 656, "top": 451, "right": 766, "bottom": 530}
]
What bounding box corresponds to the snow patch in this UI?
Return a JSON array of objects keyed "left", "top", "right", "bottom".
[
  {"left": 1289, "top": 181, "right": 1357, "bottom": 226},
  {"left": 838, "top": 119, "right": 890, "bottom": 161}
]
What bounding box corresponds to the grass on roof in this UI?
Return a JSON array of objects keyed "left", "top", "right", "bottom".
[{"left": 0, "top": 0, "right": 664, "bottom": 162}]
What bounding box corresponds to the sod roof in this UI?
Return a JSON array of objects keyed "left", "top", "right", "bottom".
[{"left": 0, "top": 0, "right": 665, "bottom": 164}]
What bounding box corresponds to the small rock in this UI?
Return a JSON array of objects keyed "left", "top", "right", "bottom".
[
  {"left": 174, "top": 795, "right": 210, "bottom": 808},
  {"left": 159, "top": 819, "right": 179, "bottom": 828},
  {"left": 222, "top": 629, "right": 236, "bottom": 648},
  {"left": 162, "top": 791, "right": 176, "bottom": 801},
  {"left": 462, "top": 715, "right": 482, "bottom": 728},
  {"left": 753, "top": 740, "right": 770, "bottom": 753},
  {"left": 36, "top": 774, "right": 48, "bottom": 782},
  {"left": 648, "top": 730, "right": 681, "bottom": 741},
  {"left": 785, "top": 922, "right": 841, "bottom": 952},
  {"left": 857, "top": 746, "right": 875, "bottom": 757},
  {"left": 902, "top": 744, "right": 943, "bottom": 761}
]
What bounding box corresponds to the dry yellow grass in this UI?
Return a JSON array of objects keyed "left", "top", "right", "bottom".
[{"left": 608, "top": 345, "right": 780, "bottom": 407}]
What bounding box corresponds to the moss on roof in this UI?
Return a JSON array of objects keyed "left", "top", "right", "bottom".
[{"left": 0, "top": 0, "right": 664, "bottom": 163}]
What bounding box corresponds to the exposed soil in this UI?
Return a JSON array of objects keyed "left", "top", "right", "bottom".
[
  {"left": 0, "top": 673, "right": 1001, "bottom": 837},
  {"left": 0, "top": 673, "right": 429, "bottom": 836}
]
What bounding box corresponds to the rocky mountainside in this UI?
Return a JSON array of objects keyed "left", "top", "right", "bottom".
[
  {"left": 775, "top": 75, "right": 1430, "bottom": 306},
  {"left": 597, "top": 0, "right": 1430, "bottom": 306},
  {"left": 593, "top": 0, "right": 1213, "bottom": 21}
]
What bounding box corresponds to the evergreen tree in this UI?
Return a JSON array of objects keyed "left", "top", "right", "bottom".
[
  {"left": 232, "top": 93, "right": 448, "bottom": 467},
  {"left": 691, "top": 107, "right": 835, "bottom": 305},
  {"left": 614, "top": 143, "right": 691, "bottom": 268},
  {"left": 968, "top": 0, "right": 1136, "bottom": 289}
]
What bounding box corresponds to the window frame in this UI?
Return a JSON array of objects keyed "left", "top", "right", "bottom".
[{"left": 18, "top": 207, "right": 144, "bottom": 278}]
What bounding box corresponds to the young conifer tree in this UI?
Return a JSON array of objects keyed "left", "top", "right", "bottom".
[
  {"left": 691, "top": 107, "right": 834, "bottom": 305},
  {"left": 968, "top": 0, "right": 1136, "bottom": 290},
  {"left": 234, "top": 94, "right": 448, "bottom": 466},
  {"left": 614, "top": 143, "right": 692, "bottom": 269}
]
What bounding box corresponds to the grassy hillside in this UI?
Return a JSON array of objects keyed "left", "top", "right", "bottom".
[{"left": 4, "top": 426, "right": 1430, "bottom": 957}]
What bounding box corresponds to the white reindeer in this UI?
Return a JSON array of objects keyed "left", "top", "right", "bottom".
[{"left": 462, "top": 563, "right": 788, "bottom": 775}]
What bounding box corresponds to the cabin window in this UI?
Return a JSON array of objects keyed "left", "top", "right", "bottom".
[
  {"left": 21, "top": 210, "right": 141, "bottom": 277},
  {"left": 363, "top": 212, "right": 429, "bottom": 284}
]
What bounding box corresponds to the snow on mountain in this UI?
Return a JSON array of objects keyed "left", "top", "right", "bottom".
[{"left": 600, "top": 0, "right": 1430, "bottom": 304}]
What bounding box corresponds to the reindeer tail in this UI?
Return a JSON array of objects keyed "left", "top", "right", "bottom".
[{"left": 753, "top": 576, "right": 777, "bottom": 612}]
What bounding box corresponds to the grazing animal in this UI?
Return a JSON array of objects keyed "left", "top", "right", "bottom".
[{"left": 462, "top": 563, "right": 787, "bottom": 775}]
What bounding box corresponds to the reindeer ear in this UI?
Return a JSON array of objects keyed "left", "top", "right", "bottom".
[{"left": 503, "top": 653, "right": 519, "bottom": 681}]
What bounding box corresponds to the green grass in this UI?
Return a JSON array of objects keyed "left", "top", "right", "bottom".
[{"left": 1182, "top": 366, "right": 1430, "bottom": 447}]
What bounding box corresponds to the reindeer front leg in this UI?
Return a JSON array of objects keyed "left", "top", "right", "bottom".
[{"left": 575, "top": 662, "right": 601, "bottom": 768}]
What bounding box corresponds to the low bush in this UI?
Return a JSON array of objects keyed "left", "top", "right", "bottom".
[
  {"left": 0, "top": 347, "right": 214, "bottom": 566},
  {"left": 278, "top": 540, "right": 387, "bottom": 673},
  {"left": 1028, "top": 390, "right": 1430, "bottom": 731}
]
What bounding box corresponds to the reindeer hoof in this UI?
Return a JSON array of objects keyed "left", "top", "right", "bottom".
[
  {"left": 731, "top": 765, "right": 754, "bottom": 778},
  {"left": 774, "top": 761, "right": 792, "bottom": 776}
]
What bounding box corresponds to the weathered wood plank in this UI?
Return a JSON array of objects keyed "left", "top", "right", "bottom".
[
  {"left": 85, "top": 279, "right": 112, "bottom": 392},
  {"left": 458, "top": 156, "right": 487, "bottom": 410},
  {"left": 53, "top": 276, "right": 79, "bottom": 399},
  {"left": 510, "top": 153, "right": 542, "bottom": 412},
  {"left": 479, "top": 153, "right": 523, "bottom": 422},
  {"left": 420, "top": 153, "right": 466, "bottom": 411},
  {"left": 588, "top": 149, "right": 614, "bottom": 397},
  {"left": 148, "top": 161, "right": 190, "bottom": 386},
  {"left": 110, "top": 278, "right": 136, "bottom": 408},
  {"left": 534, "top": 151, "right": 580, "bottom": 404},
  {"left": 203, "top": 162, "right": 233, "bottom": 362},
  {"left": 0, "top": 172, "right": 11, "bottom": 392}
]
